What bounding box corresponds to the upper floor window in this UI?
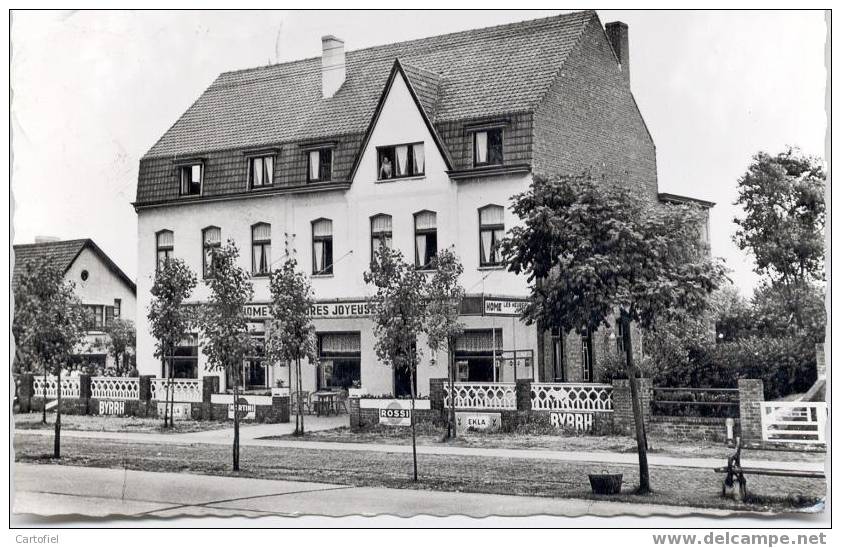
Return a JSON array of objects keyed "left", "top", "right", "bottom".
[
  {"left": 156, "top": 230, "right": 174, "bottom": 270},
  {"left": 377, "top": 143, "right": 425, "bottom": 180},
  {"left": 307, "top": 148, "right": 333, "bottom": 183},
  {"left": 249, "top": 155, "right": 275, "bottom": 188},
  {"left": 414, "top": 210, "right": 437, "bottom": 269},
  {"left": 312, "top": 218, "right": 334, "bottom": 275},
  {"left": 251, "top": 223, "right": 271, "bottom": 276},
  {"left": 202, "top": 226, "right": 221, "bottom": 279},
  {"left": 84, "top": 305, "right": 105, "bottom": 331},
  {"left": 478, "top": 205, "right": 505, "bottom": 267},
  {"left": 180, "top": 164, "right": 203, "bottom": 196},
  {"left": 473, "top": 128, "right": 503, "bottom": 167},
  {"left": 370, "top": 214, "right": 393, "bottom": 260}
]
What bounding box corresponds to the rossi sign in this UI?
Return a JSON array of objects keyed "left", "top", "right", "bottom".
[
  {"left": 456, "top": 412, "right": 501, "bottom": 432},
  {"left": 378, "top": 401, "right": 413, "bottom": 426},
  {"left": 550, "top": 412, "right": 594, "bottom": 432}
]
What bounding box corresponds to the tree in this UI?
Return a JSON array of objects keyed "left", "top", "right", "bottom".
[
  {"left": 147, "top": 257, "right": 197, "bottom": 428},
  {"left": 12, "top": 258, "right": 88, "bottom": 457},
  {"left": 502, "top": 173, "right": 727, "bottom": 494},
  {"left": 198, "top": 240, "right": 254, "bottom": 471},
  {"left": 104, "top": 318, "right": 136, "bottom": 376},
  {"left": 733, "top": 148, "right": 825, "bottom": 332},
  {"left": 265, "top": 258, "right": 318, "bottom": 436},
  {"left": 423, "top": 248, "right": 465, "bottom": 440},
  {"left": 364, "top": 247, "right": 429, "bottom": 481}
]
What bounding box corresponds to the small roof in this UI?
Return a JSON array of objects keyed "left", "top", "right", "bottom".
[
  {"left": 143, "top": 10, "right": 595, "bottom": 159},
  {"left": 658, "top": 192, "right": 716, "bottom": 209},
  {"left": 12, "top": 239, "right": 136, "bottom": 294}
]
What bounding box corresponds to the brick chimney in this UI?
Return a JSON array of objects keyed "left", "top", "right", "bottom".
[
  {"left": 605, "top": 21, "right": 629, "bottom": 85},
  {"left": 321, "top": 35, "right": 346, "bottom": 99}
]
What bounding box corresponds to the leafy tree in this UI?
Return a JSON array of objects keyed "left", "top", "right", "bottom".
[
  {"left": 198, "top": 240, "right": 254, "bottom": 471},
  {"left": 265, "top": 258, "right": 318, "bottom": 436},
  {"left": 423, "top": 248, "right": 465, "bottom": 440},
  {"left": 733, "top": 148, "right": 825, "bottom": 332},
  {"left": 147, "top": 257, "right": 197, "bottom": 428},
  {"left": 104, "top": 318, "right": 136, "bottom": 376},
  {"left": 502, "top": 173, "right": 727, "bottom": 494},
  {"left": 364, "top": 247, "right": 429, "bottom": 481},
  {"left": 12, "top": 258, "right": 88, "bottom": 457}
]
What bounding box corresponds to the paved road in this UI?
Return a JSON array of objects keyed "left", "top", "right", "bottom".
[
  {"left": 13, "top": 463, "right": 734, "bottom": 519},
  {"left": 15, "top": 426, "right": 825, "bottom": 473}
]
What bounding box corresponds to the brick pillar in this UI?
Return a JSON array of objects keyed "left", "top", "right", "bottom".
[
  {"left": 138, "top": 375, "right": 153, "bottom": 417},
  {"left": 349, "top": 396, "right": 362, "bottom": 432},
  {"left": 272, "top": 396, "right": 290, "bottom": 423},
  {"left": 429, "top": 378, "right": 446, "bottom": 417},
  {"left": 18, "top": 373, "right": 34, "bottom": 413},
  {"left": 612, "top": 379, "right": 632, "bottom": 434},
  {"left": 638, "top": 377, "right": 653, "bottom": 429},
  {"left": 515, "top": 379, "right": 532, "bottom": 412},
  {"left": 201, "top": 376, "right": 219, "bottom": 421},
  {"left": 738, "top": 379, "right": 765, "bottom": 444},
  {"left": 78, "top": 374, "right": 92, "bottom": 415}
]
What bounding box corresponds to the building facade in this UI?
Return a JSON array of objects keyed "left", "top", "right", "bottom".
[
  {"left": 12, "top": 238, "right": 138, "bottom": 372},
  {"left": 134, "top": 11, "right": 710, "bottom": 396}
]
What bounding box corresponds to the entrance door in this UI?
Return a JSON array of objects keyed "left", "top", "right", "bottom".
[{"left": 394, "top": 365, "right": 416, "bottom": 397}]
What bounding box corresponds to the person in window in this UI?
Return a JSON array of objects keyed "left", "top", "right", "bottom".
[{"left": 379, "top": 156, "right": 393, "bottom": 180}]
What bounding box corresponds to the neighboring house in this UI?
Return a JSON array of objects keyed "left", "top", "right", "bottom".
[
  {"left": 12, "top": 238, "right": 138, "bottom": 372},
  {"left": 134, "top": 10, "right": 712, "bottom": 395}
]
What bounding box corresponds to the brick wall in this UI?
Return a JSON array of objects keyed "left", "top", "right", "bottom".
[
  {"left": 648, "top": 416, "right": 738, "bottom": 443},
  {"left": 611, "top": 377, "right": 652, "bottom": 435},
  {"left": 532, "top": 17, "right": 658, "bottom": 201},
  {"left": 738, "top": 379, "right": 765, "bottom": 443}
]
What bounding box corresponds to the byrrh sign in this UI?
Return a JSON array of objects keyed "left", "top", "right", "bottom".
[{"left": 243, "top": 301, "right": 374, "bottom": 320}]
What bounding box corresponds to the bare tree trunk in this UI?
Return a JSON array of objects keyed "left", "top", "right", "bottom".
[
  {"left": 296, "top": 357, "right": 305, "bottom": 435},
  {"left": 42, "top": 364, "right": 47, "bottom": 424},
  {"left": 448, "top": 340, "right": 457, "bottom": 440},
  {"left": 622, "top": 312, "right": 650, "bottom": 494},
  {"left": 409, "top": 362, "right": 418, "bottom": 482},
  {"left": 287, "top": 359, "right": 297, "bottom": 434},
  {"left": 232, "top": 363, "right": 240, "bottom": 471},
  {"left": 167, "top": 354, "right": 176, "bottom": 429},
  {"left": 54, "top": 365, "right": 61, "bottom": 459}
]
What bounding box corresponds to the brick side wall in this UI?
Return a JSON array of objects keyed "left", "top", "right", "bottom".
[
  {"left": 532, "top": 18, "right": 658, "bottom": 201},
  {"left": 648, "top": 416, "right": 738, "bottom": 443},
  {"left": 738, "top": 379, "right": 765, "bottom": 443}
]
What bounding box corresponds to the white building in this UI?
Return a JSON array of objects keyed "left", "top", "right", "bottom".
[
  {"left": 13, "top": 238, "right": 138, "bottom": 372},
  {"left": 133, "top": 12, "right": 710, "bottom": 395}
]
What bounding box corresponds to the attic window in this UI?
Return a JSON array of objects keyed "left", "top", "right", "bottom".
[
  {"left": 179, "top": 164, "right": 203, "bottom": 196},
  {"left": 249, "top": 155, "right": 275, "bottom": 188},
  {"left": 377, "top": 143, "right": 425, "bottom": 180},
  {"left": 307, "top": 148, "right": 333, "bottom": 183},
  {"left": 473, "top": 129, "right": 503, "bottom": 167}
]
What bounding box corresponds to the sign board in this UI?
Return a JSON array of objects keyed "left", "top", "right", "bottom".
[
  {"left": 228, "top": 398, "right": 256, "bottom": 420},
  {"left": 483, "top": 299, "right": 527, "bottom": 316},
  {"left": 550, "top": 412, "right": 594, "bottom": 432},
  {"left": 156, "top": 402, "right": 191, "bottom": 420},
  {"left": 378, "top": 400, "right": 413, "bottom": 426},
  {"left": 98, "top": 400, "right": 126, "bottom": 416},
  {"left": 243, "top": 301, "right": 374, "bottom": 320},
  {"left": 456, "top": 412, "right": 502, "bottom": 432}
]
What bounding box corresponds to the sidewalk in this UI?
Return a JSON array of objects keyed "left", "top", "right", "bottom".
[
  {"left": 14, "top": 462, "right": 736, "bottom": 519},
  {"left": 14, "top": 423, "right": 825, "bottom": 473}
]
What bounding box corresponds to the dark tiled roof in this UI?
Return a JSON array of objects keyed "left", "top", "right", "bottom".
[
  {"left": 12, "top": 239, "right": 137, "bottom": 294},
  {"left": 143, "top": 10, "right": 595, "bottom": 159}
]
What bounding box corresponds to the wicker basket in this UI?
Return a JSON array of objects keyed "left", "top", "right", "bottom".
[{"left": 588, "top": 473, "right": 623, "bottom": 495}]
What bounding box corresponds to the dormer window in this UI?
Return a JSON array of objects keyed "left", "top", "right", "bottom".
[
  {"left": 180, "top": 164, "right": 203, "bottom": 196},
  {"left": 473, "top": 128, "right": 503, "bottom": 167},
  {"left": 377, "top": 143, "right": 425, "bottom": 180},
  {"left": 307, "top": 148, "right": 333, "bottom": 183},
  {"left": 249, "top": 155, "right": 275, "bottom": 188}
]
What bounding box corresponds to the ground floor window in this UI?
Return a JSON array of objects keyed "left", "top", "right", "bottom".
[
  {"left": 163, "top": 334, "right": 199, "bottom": 379},
  {"left": 581, "top": 329, "right": 594, "bottom": 382},
  {"left": 236, "top": 322, "right": 267, "bottom": 390},
  {"left": 454, "top": 329, "right": 503, "bottom": 382},
  {"left": 551, "top": 328, "right": 566, "bottom": 382},
  {"left": 317, "top": 332, "right": 361, "bottom": 390}
]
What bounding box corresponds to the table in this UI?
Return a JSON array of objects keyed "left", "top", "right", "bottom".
[{"left": 314, "top": 391, "right": 338, "bottom": 416}]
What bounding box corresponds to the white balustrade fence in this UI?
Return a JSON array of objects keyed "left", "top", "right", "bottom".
[
  {"left": 761, "top": 402, "right": 827, "bottom": 445},
  {"left": 151, "top": 378, "right": 203, "bottom": 403},
  {"left": 531, "top": 383, "right": 614, "bottom": 412},
  {"left": 32, "top": 376, "right": 80, "bottom": 399},
  {"left": 90, "top": 377, "right": 140, "bottom": 400},
  {"left": 444, "top": 382, "right": 517, "bottom": 410}
]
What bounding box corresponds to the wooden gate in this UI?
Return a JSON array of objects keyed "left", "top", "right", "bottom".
[{"left": 760, "top": 402, "right": 827, "bottom": 444}]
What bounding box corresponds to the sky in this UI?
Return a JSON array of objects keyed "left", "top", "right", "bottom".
[{"left": 10, "top": 10, "right": 827, "bottom": 296}]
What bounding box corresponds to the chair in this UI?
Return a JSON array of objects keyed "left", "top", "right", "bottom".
[
  {"left": 334, "top": 389, "right": 349, "bottom": 414},
  {"left": 291, "top": 390, "right": 311, "bottom": 415}
]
